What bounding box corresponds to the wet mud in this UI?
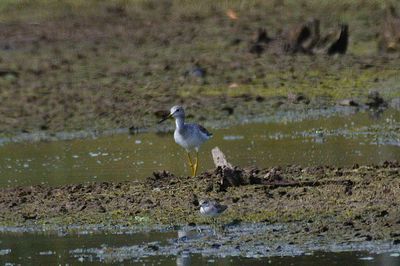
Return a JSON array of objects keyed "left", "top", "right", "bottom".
[
  {"left": 70, "top": 225, "right": 400, "bottom": 262},
  {"left": 1, "top": 161, "right": 399, "bottom": 250}
]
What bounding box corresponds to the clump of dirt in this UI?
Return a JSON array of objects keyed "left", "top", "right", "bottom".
[
  {"left": 250, "top": 18, "right": 349, "bottom": 56},
  {"left": 0, "top": 161, "right": 399, "bottom": 245}
]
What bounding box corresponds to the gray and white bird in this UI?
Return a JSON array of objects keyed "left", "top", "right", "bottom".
[
  {"left": 199, "top": 200, "right": 228, "bottom": 235},
  {"left": 158, "top": 105, "right": 212, "bottom": 176},
  {"left": 199, "top": 199, "right": 228, "bottom": 217}
]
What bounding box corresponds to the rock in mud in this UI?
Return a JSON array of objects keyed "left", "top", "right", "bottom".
[{"left": 338, "top": 99, "right": 359, "bottom": 107}]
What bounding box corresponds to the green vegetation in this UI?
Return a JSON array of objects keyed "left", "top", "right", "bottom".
[{"left": 178, "top": 65, "right": 400, "bottom": 100}]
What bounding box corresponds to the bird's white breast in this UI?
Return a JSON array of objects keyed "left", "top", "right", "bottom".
[
  {"left": 200, "top": 205, "right": 219, "bottom": 217},
  {"left": 174, "top": 130, "right": 191, "bottom": 150},
  {"left": 174, "top": 129, "right": 205, "bottom": 151}
]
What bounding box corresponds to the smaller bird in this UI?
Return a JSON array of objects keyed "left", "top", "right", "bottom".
[
  {"left": 158, "top": 106, "right": 212, "bottom": 177},
  {"left": 199, "top": 199, "right": 228, "bottom": 217},
  {"left": 199, "top": 200, "right": 228, "bottom": 235}
]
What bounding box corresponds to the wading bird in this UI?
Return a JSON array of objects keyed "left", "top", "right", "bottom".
[
  {"left": 158, "top": 106, "right": 212, "bottom": 176},
  {"left": 199, "top": 199, "right": 228, "bottom": 235}
]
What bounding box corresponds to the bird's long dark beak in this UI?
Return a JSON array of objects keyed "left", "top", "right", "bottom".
[{"left": 158, "top": 113, "right": 173, "bottom": 124}]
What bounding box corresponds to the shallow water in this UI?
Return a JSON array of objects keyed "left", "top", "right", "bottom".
[
  {"left": 0, "top": 228, "right": 399, "bottom": 265},
  {"left": 0, "top": 109, "right": 399, "bottom": 187}
]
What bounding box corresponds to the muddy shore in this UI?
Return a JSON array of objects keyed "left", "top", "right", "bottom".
[
  {"left": 0, "top": 1, "right": 400, "bottom": 138},
  {"left": 1, "top": 161, "right": 399, "bottom": 248}
]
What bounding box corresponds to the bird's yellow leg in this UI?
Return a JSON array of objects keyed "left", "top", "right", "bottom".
[
  {"left": 186, "top": 152, "right": 194, "bottom": 175},
  {"left": 193, "top": 151, "right": 199, "bottom": 177}
]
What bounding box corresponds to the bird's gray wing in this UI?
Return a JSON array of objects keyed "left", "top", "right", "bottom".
[
  {"left": 197, "top": 124, "right": 213, "bottom": 137},
  {"left": 215, "top": 202, "right": 228, "bottom": 213}
]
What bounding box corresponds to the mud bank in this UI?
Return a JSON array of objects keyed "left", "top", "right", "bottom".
[
  {"left": 0, "top": 1, "right": 400, "bottom": 137},
  {"left": 0, "top": 161, "right": 399, "bottom": 247}
]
